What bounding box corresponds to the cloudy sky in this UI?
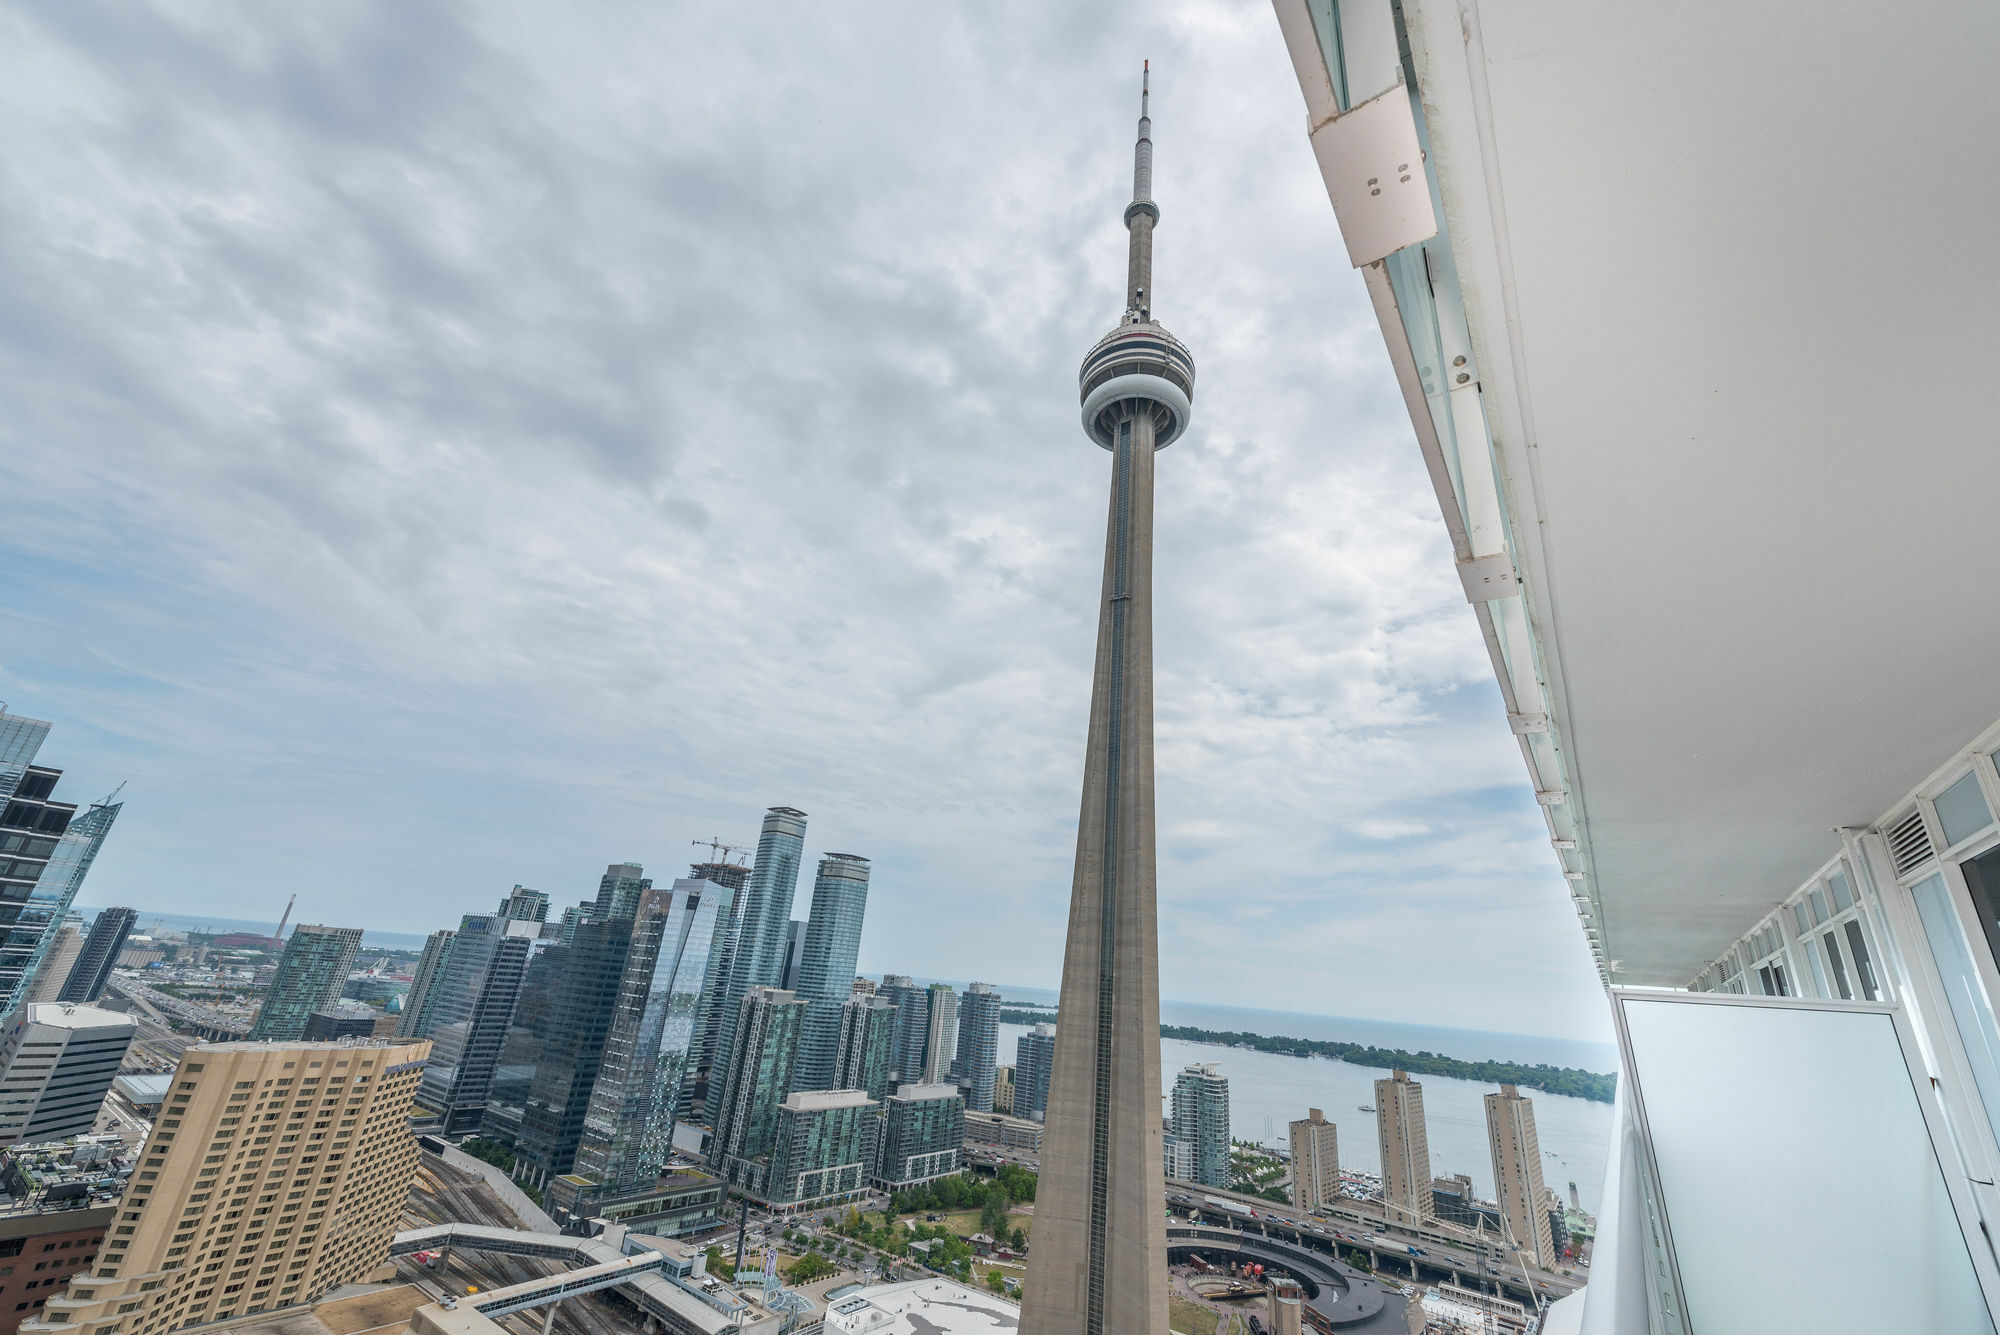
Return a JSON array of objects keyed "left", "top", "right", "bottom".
[{"left": 0, "top": 1, "right": 1608, "bottom": 1044}]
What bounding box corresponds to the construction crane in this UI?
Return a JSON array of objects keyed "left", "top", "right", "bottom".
[{"left": 691, "top": 836, "right": 748, "bottom": 867}]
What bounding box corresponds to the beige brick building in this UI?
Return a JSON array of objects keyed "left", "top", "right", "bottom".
[
  {"left": 27, "top": 1039, "right": 428, "bottom": 1335},
  {"left": 1287, "top": 1107, "right": 1339, "bottom": 1212},
  {"left": 1374, "top": 1070, "right": 1433, "bottom": 1225}
]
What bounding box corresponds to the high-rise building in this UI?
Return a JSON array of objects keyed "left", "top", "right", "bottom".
[
  {"left": 55, "top": 907, "right": 136, "bottom": 1005},
  {"left": 496, "top": 886, "right": 549, "bottom": 923},
  {"left": 0, "top": 710, "right": 123, "bottom": 1018},
  {"left": 920, "top": 984, "right": 958, "bottom": 1085},
  {"left": 26, "top": 1038, "right": 430, "bottom": 1332},
  {"left": 1289, "top": 1108, "right": 1340, "bottom": 1212},
  {"left": 710, "top": 986, "right": 803, "bottom": 1184},
  {"left": 790, "top": 853, "right": 872, "bottom": 1092},
  {"left": 832, "top": 994, "right": 897, "bottom": 1101},
  {"left": 880, "top": 974, "right": 929, "bottom": 1083},
  {"left": 1022, "top": 65, "right": 1191, "bottom": 1335},
  {"left": 776, "top": 919, "right": 807, "bottom": 993},
  {"left": 416, "top": 915, "right": 547, "bottom": 1134},
  {"left": 595, "top": 864, "right": 650, "bottom": 921},
  {"left": 748, "top": 1089, "right": 878, "bottom": 1209},
  {"left": 874, "top": 1083, "right": 963, "bottom": 1190},
  {"left": 953, "top": 982, "right": 1001, "bottom": 1112},
  {"left": 0, "top": 1003, "right": 135, "bottom": 1145},
  {"left": 302, "top": 1009, "right": 377, "bottom": 1042},
  {"left": 850, "top": 977, "right": 876, "bottom": 998},
  {"left": 1376, "top": 1070, "right": 1433, "bottom": 1225},
  {"left": 1014, "top": 1024, "right": 1056, "bottom": 1123},
  {"left": 19, "top": 920, "right": 84, "bottom": 1007},
  {"left": 396, "top": 929, "right": 455, "bottom": 1039},
  {"left": 485, "top": 940, "right": 566, "bottom": 1142},
  {"left": 703, "top": 809, "right": 808, "bottom": 1126},
  {"left": 1486, "top": 1084, "right": 1556, "bottom": 1269},
  {"left": 514, "top": 917, "right": 634, "bottom": 1185},
  {"left": 1170, "top": 1063, "right": 1230, "bottom": 1189},
  {"left": 993, "top": 1064, "right": 1016, "bottom": 1116},
  {"left": 249, "top": 926, "right": 364, "bottom": 1042},
  {"left": 576, "top": 876, "right": 732, "bottom": 1193}
]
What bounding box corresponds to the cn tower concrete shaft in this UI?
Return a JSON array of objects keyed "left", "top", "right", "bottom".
[{"left": 1023, "top": 62, "right": 1189, "bottom": 1335}]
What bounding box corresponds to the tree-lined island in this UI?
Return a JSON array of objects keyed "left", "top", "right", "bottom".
[{"left": 999, "top": 1004, "right": 1617, "bottom": 1103}]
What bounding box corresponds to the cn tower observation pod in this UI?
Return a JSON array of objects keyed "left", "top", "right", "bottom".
[{"left": 1078, "top": 321, "right": 1196, "bottom": 449}]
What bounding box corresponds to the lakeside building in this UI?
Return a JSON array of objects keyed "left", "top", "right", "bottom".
[
  {"left": 0, "top": 1004, "right": 134, "bottom": 1146},
  {"left": 1012, "top": 1024, "right": 1055, "bottom": 1124},
  {"left": 1484, "top": 1085, "right": 1555, "bottom": 1270},
  {"left": 952, "top": 983, "right": 1000, "bottom": 1112},
  {"left": 1269, "top": 0, "right": 2000, "bottom": 1325},
  {"left": 964, "top": 1111, "right": 1043, "bottom": 1157},
  {"left": 992, "top": 1064, "right": 1014, "bottom": 1116},
  {"left": 248, "top": 927, "right": 363, "bottom": 1042},
  {"left": 1375, "top": 1071, "right": 1433, "bottom": 1225},
  {"left": 880, "top": 975, "right": 928, "bottom": 1085},
  {"left": 790, "top": 854, "right": 872, "bottom": 1092},
  {"left": 1288, "top": 1108, "right": 1339, "bottom": 1213},
  {"left": 1169, "top": 1063, "right": 1231, "bottom": 1190},
  {"left": 918, "top": 984, "right": 957, "bottom": 1085}
]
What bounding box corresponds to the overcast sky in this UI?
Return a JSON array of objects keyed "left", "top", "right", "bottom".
[{"left": 0, "top": 1, "right": 1609, "bottom": 1044}]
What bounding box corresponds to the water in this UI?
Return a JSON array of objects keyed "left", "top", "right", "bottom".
[{"left": 75, "top": 907, "right": 432, "bottom": 953}]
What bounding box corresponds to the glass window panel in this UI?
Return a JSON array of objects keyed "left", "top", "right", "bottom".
[
  {"left": 1911, "top": 872, "right": 2000, "bottom": 1154},
  {"left": 1771, "top": 964, "right": 1789, "bottom": 997},
  {"left": 1793, "top": 901, "right": 1812, "bottom": 936},
  {"left": 1843, "top": 920, "right": 1879, "bottom": 1002},
  {"left": 1936, "top": 772, "right": 1995, "bottom": 848},
  {"left": 1758, "top": 966, "right": 1776, "bottom": 996},
  {"left": 1822, "top": 932, "right": 1852, "bottom": 1000},
  {"left": 1810, "top": 890, "right": 1831, "bottom": 925},
  {"left": 1829, "top": 870, "right": 1854, "bottom": 913},
  {"left": 1804, "top": 939, "right": 1830, "bottom": 999}
]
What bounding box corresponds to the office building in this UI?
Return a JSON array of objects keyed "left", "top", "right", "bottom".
[
  {"left": 880, "top": 975, "right": 929, "bottom": 1083},
  {"left": 874, "top": 1083, "right": 962, "bottom": 1190},
  {"left": 0, "top": 1004, "right": 134, "bottom": 1146},
  {"left": 248, "top": 926, "right": 363, "bottom": 1042},
  {"left": 416, "top": 915, "right": 546, "bottom": 1134},
  {"left": 1014, "top": 1024, "right": 1055, "bottom": 1123},
  {"left": 682, "top": 860, "right": 751, "bottom": 1119},
  {"left": 301, "top": 1010, "right": 377, "bottom": 1042},
  {"left": 964, "top": 1111, "right": 1043, "bottom": 1157},
  {"left": 594, "top": 864, "right": 650, "bottom": 922},
  {"left": 703, "top": 808, "right": 808, "bottom": 1127},
  {"left": 776, "top": 919, "right": 806, "bottom": 993},
  {"left": 483, "top": 941, "right": 567, "bottom": 1144},
  {"left": 952, "top": 982, "right": 1000, "bottom": 1111},
  {"left": 748, "top": 1089, "right": 877, "bottom": 1211},
  {"left": 832, "top": 994, "right": 897, "bottom": 1101},
  {"left": 1021, "top": 69, "right": 1191, "bottom": 1335},
  {"left": 1485, "top": 1085, "right": 1556, "bottom": 1270},
  {"left": 26, "top": 1038, "right": 428, "bottom": 1332},
  {"left": 395, "top": 929, "right": 454, "bottom": 1039},
  {"left": 993, "top": 1064, "right": 1015, "bottom": 1116},
  {"left": 541, "top": 1168, "right": 725, "bottom": 1238},
  {"left": 54, "top": 908, "right": 135, "bottom": 1006},
  {"left": 1375, "top": 1071, "right": 1432, "bottom": 1225},
  {"left": 1289, "top": 1108, "right": 1339, "bottom": 1213},
  {"left": 1169, "top": 1063, "right": 1230, "bottom": 1189},
  {"left": 19, "top": 922, "right": 84, "bottom": 1007},
  {"left": 495, "top": 886, "right": 549, "bottom": 923},
  {"left": 575, "top": 876, "right": 731, "bottom": 1193},
  {"left": 710, "top": 986, "right": 803, "bottom": 1183},
  {"left": 514, "top": 917, "right": 634, "bottom": 1185},
  {"left": 850, "top": 977, "right": 876, "bottom": 998},
  {"left": 0, "top": 711, "right": 123, "bottom": 1017},
  {"left": 920, "top": 984, "right": 957, "bottom": 1085},
  {"left": 790, "top": 853, "right": 871, "bottom": 1092}
]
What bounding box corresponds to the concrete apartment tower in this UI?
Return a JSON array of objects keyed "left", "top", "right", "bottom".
[
  {"left": 1486, "top": 1083, "right": 1557, "bottom": 1269},
  {"left": 1376, "top": 1070, "right": 1434, "bottom": 1224},
  {"left": 1022, "top": 63, "right": 1194, "bottom": 1335},
  {"left": 28, "top": 1038, "right": 430, "bottom": 1333},
  {"left": 1289, "top": 1107, "right": 1340, "bottom": 1211}
]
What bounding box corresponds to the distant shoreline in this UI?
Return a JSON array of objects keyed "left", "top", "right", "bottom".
[{"left": 998, "top": 1006, "right": 1616, "bottom": 1103}]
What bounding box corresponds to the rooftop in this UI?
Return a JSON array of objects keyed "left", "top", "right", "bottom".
[
  {"left": 782, "top": 1089, "right": 875, "bottom": 1112},
  {"left": 888, "top": 1083, "right": 958, "bottom": 1102},
  {"left": 822, "top": 1278, "right": 1018, "bottom": 1335},
  {"left": 17, "top": 1004, "right": 134, "bottom": 1032}
]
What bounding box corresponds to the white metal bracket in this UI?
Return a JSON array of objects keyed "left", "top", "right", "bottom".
[{"left": 1457, "top": 553, "right": 1519, "bottom": 602}]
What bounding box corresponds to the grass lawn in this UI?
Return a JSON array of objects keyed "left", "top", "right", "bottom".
[{"left": 1168, "top": 1295, "right": 1218, "bottom": 1335}]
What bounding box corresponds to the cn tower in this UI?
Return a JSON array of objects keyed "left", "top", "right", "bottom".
[{"left": 1021, "top": 63, "right": 1193, "bottom": 1335}]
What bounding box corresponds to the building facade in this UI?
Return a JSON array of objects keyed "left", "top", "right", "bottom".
[
  {"left": 832, "top": 995, "right": 897, "bottom": 1102},
  {"left": 248, "top": 927, "right": 364, "bottom": 1043},
  {"left": 496, "top": 886, "right": 549, "bottom": 923},
  {"left": 301, "top": 1011, "right": 376, "bottom": 1042},
  {"left": 953, "top": 982, "right": 1000, "bottom": 1112},
  {"left": 1169, "top": 1063, "right": 1230, "bottom": 1189},
  {"left": 919, "top": 984, "right": 957, "bottom": 1085},
  {"left": 874, "top": 1083, "right": 962, "bottom": 1190},
  {"left": 55, "top": 909, "right": 135, "bottom": 1006},
  {"left": 703, "top": 809, "right": 808, "bottom": 1127},
  {"left": 880, "top": 975, "right": 929, "bottom": 1084},
  {"left": 514, "top": 917, "right": 634, "bottom": 1185},
  {"left": 1484, "top": 1084, "right": 1555, "bottom": 1270},
  {"left": 752, "top": 1089, "right": 877, "bottom": 1211},
  {"left": 1013, "top": 1024, "right": 1055, "bottom": 1123},
  {"left": 0, "top": 1005, "right": 134, "bottom": 1146},
  {"left": 416, "top": 915, "right": 545, "bottom": 1134},
  {"left": 0, "top": 1201, "right": 113, "bottom": 1335},
  {"left": 776, "top": 919, "right": 806, "bottom": 993},
  {"left": 992, "top": 1064, "right": 1015, "bottom": 1116},
  {"left": 710, "top": 986, "right": 803, "bottom": 1183},
  {"left": 395, "top": 929, "right": 454, "bottom": 1040},
  {"left": 26, "top": 1038, "right": 429, "bottom": 1333},
  {"left": 18, "top": 924, "right": 83, "bottom": 1009},
  {"left": 790, "top": 854, "right": 871, "bottom": 1092},
  {"left": 1288, "top": 1108, "right": 1339, "bottom": 1213},
  {"left": 964, "top": 1111, "right": 1043, "bottom": 1156},
  {"left": 681, "top": 860, "right": 750, "bottom": 1121},
  {"left": 1375, "top": 1070, "right": 1432, "bottom": 1225},
  {"left": 575, "top": 876, "right": 731, "bottom": 1193},
  {"left": 594, "top": 864, "right": 650, "bottom": 922}
]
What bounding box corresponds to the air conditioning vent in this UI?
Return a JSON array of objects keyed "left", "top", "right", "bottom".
[{"left": 1887, "top": 809, "right": 1935, "bottom": 878}]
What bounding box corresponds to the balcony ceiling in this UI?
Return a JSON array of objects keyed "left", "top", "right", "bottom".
[{"left": 1405, "top": 0, "right": 2000, "bottom": 983}]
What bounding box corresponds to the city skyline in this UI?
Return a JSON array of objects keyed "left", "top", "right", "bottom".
[{"left": 0, "top": 1, "right": 1605, "bottom": 1044}]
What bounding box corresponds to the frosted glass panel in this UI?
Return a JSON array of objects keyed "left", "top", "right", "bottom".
[
  {"left": 1912, "top": 873, "right": 2000, "bottom": 1150},
  {"left": 1938, "top": 772, "right": 1996, "bottom": 847},
  {"left": 1618, "top": 995, "right": 1993, "bottom": 1335}
]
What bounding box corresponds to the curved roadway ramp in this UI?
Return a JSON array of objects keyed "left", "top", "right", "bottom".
[{"left": 1166, "top": 1226, "right": 1403, "bottom": 1331}]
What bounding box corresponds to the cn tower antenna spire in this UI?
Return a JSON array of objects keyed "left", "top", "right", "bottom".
[{"left": 1125, "top": 62, "right": 1157, "bottom": 321}]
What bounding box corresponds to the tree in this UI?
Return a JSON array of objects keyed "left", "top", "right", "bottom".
[
  {"left": 783, "top": 1253, "right": 837, "bottom": 1285},
  {"left": 986, "top": 1268, "right": 1008, "bottom": 1294}
]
